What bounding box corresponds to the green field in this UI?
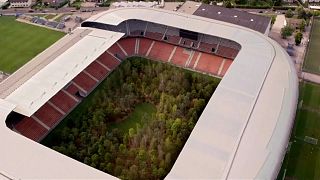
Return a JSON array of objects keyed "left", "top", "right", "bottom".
[
  {"left": 108, "top": 103, "right": 156, "bottom": 133},
  {"left": 278, "top": 82, "right": 320, "bottom": 180},
  {"left": 304, "top": 17, "right": 320, "bottom": 74},
  {"left": 0, "top": 16, "right": 64, "bottom": 73}
]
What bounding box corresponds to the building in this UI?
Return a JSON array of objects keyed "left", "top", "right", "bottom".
[
  {"left": 282, "top": 0, "right": 294, "bottom": 3},
  {"left": 0, "top": 0, "right": 9, "bottom": 8},
  {"left": 9, "top": 0, "right": 31, "bottom": 8},
  {"left": 193, "top": 4, "right": 271, "bottom": 35},
  {"left": 0, "top": 8, "right": 298, "bottom": 179},
  {"left": 42, "top": 0, "right": 66, "bottom": 7}
]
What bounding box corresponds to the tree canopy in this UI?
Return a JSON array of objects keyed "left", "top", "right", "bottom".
[
  {"left": 295, "top": 31, "right": 303, "bottom": 45},
  {"left": 281, "top": 25, "right": 294, "bottom": 39}
]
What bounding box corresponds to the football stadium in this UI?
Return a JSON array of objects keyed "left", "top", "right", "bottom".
[{"left": 0, "top": 7, "right": 298, "bottom": 179}]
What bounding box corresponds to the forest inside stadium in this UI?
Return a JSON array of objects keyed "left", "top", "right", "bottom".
[{"left": 42, "top": 57, "right": 220, "bottom": 179}]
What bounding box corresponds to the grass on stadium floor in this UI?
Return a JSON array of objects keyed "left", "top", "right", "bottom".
[
  {"left": 108, "top": 103, "right": 156, "bottom": 133},
  {"left": 278, "top": 81, "right": 320, "bottom": 180},
  {"left": 304, "top": 17, "right": 320, "bottom": 74},
  {"left": 0, "top": 16, "right": 64, "bottom": 74}
]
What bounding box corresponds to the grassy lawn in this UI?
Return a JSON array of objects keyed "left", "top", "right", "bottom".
[
  {"left": 304, "top": 17, "right": 320, "bottom": 74},
  {"left": 295, "top": 109, "right": 320, "bottom": 140},
  {"left": 33, "top": 14, "right": 57, "bottom": 20},
  {"left": 278, "top": 81, "right": 320, "bottom": 180},
  {"left": 300, "top": 82, "right": 320, "bottom": 109},
  {"left": 108, "top": 103, "right": 156, "bottom": 133},
  {"left": 285, "top": 142, "right": 320, "bottom": 179},
  {"left": 0, "top": 16, "right": 64, "bottom": 73},
  {"left": 45, "top": 14, "right": 58, "bottom": 20},
  {"left": 32, "top": 14, "right": 48, "bottom": 18}
]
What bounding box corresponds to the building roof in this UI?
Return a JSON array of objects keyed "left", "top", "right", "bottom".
[
  {"left": 193, "top": 4, "right": 271, "bottom": 34},
  {"left": 177, "top": 0, "right": 201, "bottom": 14},
  {"left": 1, "top": 28, "right": 124, "bottom": 117},
  {"left": 0, "top": 7, "right": 298, "bottom": 179},
  {"left": 9, "top": 0, "right": 28, "bottom": 3},
  {"left": 0, "top": 0, "right": 8, "bottom": 7}
]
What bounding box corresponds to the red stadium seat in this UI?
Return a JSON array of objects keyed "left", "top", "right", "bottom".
[{"left": 14, "top": 117, "right": 48, "bottom": 141}]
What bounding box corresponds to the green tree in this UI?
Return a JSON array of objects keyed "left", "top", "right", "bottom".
[
  {"left": 285, "top": 9, "right": 294, "bottom": 18},
  {"left": 202, "top": 0, "right": 210, "bottom": 4},
  {"left": 273, "top": 0, "right": 282, "bottom": 6},
  {"left": 235, "top": 0, "right": 247, "bottom": 5},
  {"left": 129, "top": 128, "right": 135, "bottom": 138},
  {"left": 299, "top": 19, "right": 306, "bottom": 32},
  {"left": 270, "top": 15, "right": 276, "bottom": 25},
  {"left": 91, "top": 154, "right": 99, "bottom": 166},
  {"left": 128, "top": 165, "right": 139, "bottom": 179},
  {"left": 295, "top": 31, "right": 303, "bottom": 45},
  {"left": 296, "top": 6, "right": 306, "bottom": 19},
  {"left": 313, "top": 10, "right": 320, "bottom": 17},
  {"left": 281, "top": 25, "right": 294, "bottom": 39},
  {"left": 224, "top": 1, "right": 233, "bottom": 8}
]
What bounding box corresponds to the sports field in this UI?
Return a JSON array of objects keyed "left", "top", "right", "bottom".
[
  {"left": 304, "top": 17, "right": 320, "bottom": 74},
  {"left": 278, "top": 81, "right": 320, "bottom": 180},
  {"left": 0, "top": 16, "right": 64, "bottom": 73}
]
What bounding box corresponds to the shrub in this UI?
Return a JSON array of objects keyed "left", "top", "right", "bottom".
[
  {"left": 299, "top": 19, "right": 306, "bottom": 31},
  {"left": 281, "top": 25, "right": 294, "bottom": 39},
  {"left": 295, "top": 31, "right": 303, "bottom": 45},
  {"left": 285, "top": 9, "right": 294, "bottom": 18}
]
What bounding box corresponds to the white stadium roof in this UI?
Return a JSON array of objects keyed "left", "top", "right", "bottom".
[{"left": 0, "top": 7, "right": 298, "bottom": 179}]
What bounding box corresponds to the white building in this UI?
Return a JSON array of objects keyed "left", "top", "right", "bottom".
[
  {"left": 301, "top": 0, "right": 320, "bottom": 3},
  {"left": 9, "top": 0, "right": 31, "bottom": 8},
  {"left": 0, "top": 0, "right": 9, "bottom": 7}
]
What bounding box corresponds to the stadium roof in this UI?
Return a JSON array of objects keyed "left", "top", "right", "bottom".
[
  {"left": 77, "top": 8, "right": 299, "bottom": 179},
  {"left": 1, "top": 28, "right": 124, "bottom": 117},
  {"left": 193, "top": 4, "right": 271, "bottom": 34},
  {"left": 0, "top": 7, "right": 298, "bottom": 179}
]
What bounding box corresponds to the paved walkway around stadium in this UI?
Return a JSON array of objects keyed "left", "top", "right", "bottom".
[
  {"left": 301, "top": 72, "right": 320, "bottom": 84},
  {"left": 0, "top": 71, "right": 9, "bottom": 83},
  {"left": 269, "top": 15, "right": 311, "bottom": 72}
]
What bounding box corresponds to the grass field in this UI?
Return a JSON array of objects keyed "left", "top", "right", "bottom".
[
  {"left": 278, "top": 81, "right": 320, "bottom": 180},
  {"left": 304, "top": 17, "right": 320, "bottom": 74},
  {"left": 108, "top": 103, "right": 156, "bottom": 133},
  {"left": 0, "top": 16, "right": 64, "bottom": 73}
]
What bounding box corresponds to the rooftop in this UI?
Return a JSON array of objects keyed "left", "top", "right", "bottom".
[
  {"left": 193, "top": 4, "right": 271, "bottom": 34},
  {"left": 9, "top": 0, "right": 29, "bottom": 3}
]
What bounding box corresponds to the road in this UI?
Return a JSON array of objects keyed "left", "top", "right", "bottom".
[
  {"left": 0, "top": 5, "right": 289, "bottom": 15},
  {"left": 0, "top": 6, "right": 109, "bottom": 15}
]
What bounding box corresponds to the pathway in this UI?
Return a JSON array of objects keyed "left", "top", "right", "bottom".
[{"left": 301, "top": 72, "right": 320, "bottom": 84}]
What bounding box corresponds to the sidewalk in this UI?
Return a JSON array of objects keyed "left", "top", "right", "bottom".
[{"left": 301, "top": 72, "right": 320, "bottom": 84}]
